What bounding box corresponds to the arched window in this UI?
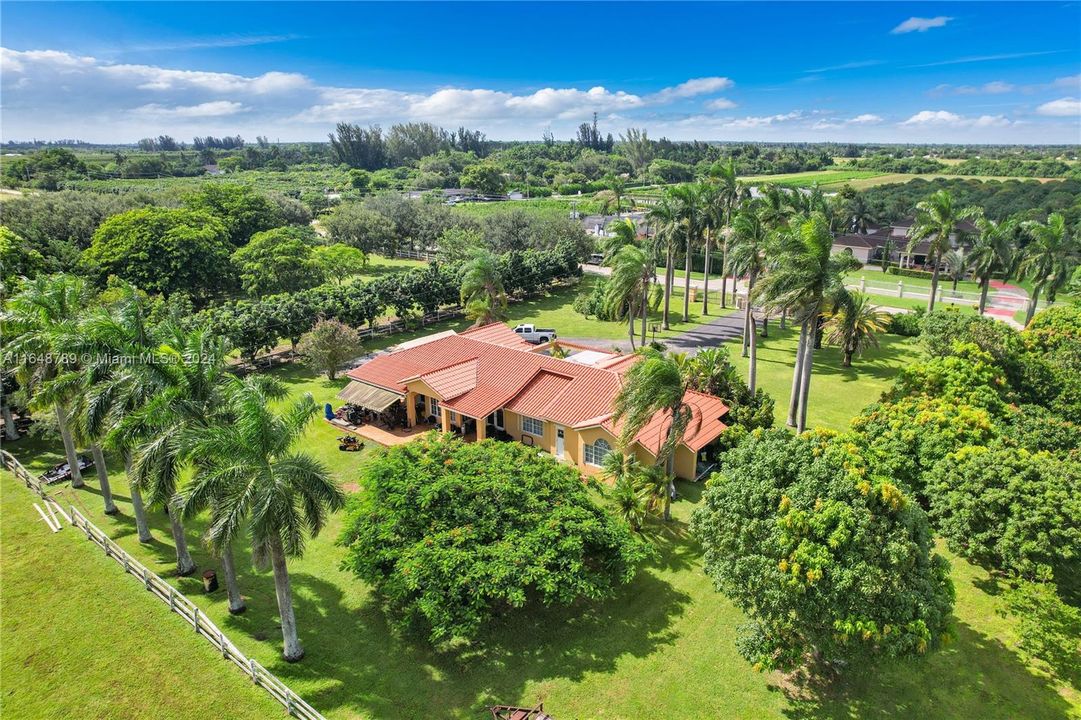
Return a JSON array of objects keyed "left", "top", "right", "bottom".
[{"left": 584, "top": 438, "right": 612, "bottom": 467}]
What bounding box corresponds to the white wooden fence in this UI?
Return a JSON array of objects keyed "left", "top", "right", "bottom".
[{"left": 0, "top": 449, "right": 326, "bottom": 720}]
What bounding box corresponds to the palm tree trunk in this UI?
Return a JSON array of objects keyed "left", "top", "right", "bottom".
[
  {"left": 702, "top": 232, "right": 711, "bottom": 315},
  {"left": 663, "top": 247, "right": 673, "bottom": 330},
  {"left": 928, "top": 257, "right": 940, "bottom": 313},
  {"left": 220, "top": 542, "right": 246, "bottom": 614},
  {"left": 90, "top": 444, "right": 117, "bottom": 514},
  {"left": 748, "top": 309, "right": 758, "bottom": 395},
  {"left": 720, "top": 236, "right": 728, "bottom": 309},
  {"left": 54, "top": 404, "right": 84, "bottom": 488},
  {"left": 797, "top": 326, "right": 816, "bottom": 433},
  {"left": 787, "top": 320, "right": 809, "bottom": 427},
  {"left": 978, "top": 278, "right": 989, "bottom": 315},
  {"left": 640, "top": 291, "right": 647, "bottom": 347},
  {"left": 1025, "top": 287, "right": 1041, "bottom": 326},
  {"left": 124, "top": 453, "right": 153, "bottom": 543},
  {"left": 168, "top": 506, "right": 196, "bottom": 577},
  {"left": 742, "top": 274, "right": 755, "bottom": 358},
  {"left": 683, "top": 239, "right": 692, "bottom": 322},
  {"left": 2, "top": 405, "right": 18, "bottom": 441},
  {"left": 628, "top": 306, "right": 636, "bottom": 351},
  {"left": 762, "top": 313, "right": 769, "bottom": 338},
  {"left": 270, "top": 537, "right": 304, "bottom": 662}
]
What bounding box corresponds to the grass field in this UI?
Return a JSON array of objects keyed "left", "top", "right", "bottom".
[{"left": 0, "top": 471, "right": 283, "bottom": 720}]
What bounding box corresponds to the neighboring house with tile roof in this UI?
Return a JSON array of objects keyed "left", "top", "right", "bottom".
[{"left": 341, "top": 324, "right": 730, "bottom": 480}]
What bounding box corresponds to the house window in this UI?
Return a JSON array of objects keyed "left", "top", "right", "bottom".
[
  {"left": 584, "top": 438, "right": 612, "bottom": 467},
  {"left": 521, "top": 416, "right": 544, "bottom": 436},
  {"left": 430, "top": 397, "right": 439, "bottom": 417}
]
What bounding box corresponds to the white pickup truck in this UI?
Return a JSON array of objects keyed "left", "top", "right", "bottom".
[{"left": 513, "top": 323, "right": 557, "bottom": 344}]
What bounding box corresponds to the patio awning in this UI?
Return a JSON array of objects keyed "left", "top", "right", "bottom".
[{"left": 337, "top": 382, "right": 402, "bottom": 412}]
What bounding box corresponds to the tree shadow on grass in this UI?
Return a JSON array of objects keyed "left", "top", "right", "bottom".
[
  {"left": 774, "top": 621, "right": 1074, "bottom": 720},
  {"left": 221, "top": 557, "right": 691, "bottom": 720}
]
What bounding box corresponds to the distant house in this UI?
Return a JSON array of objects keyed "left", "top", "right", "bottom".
[
  {"left": 203, "top": 164, "right": 222, "bottom": 176},
  {"left": 833, "top": 217, "right": 979, "bottom": 268},
  {"left": 338, "top": 324, "right": 730, "bottom": 481}
]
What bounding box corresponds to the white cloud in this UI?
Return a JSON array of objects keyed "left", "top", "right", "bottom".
[
  {"left": 900, "top": 110, "right": 1011, "bottom": 128},
  {"left": 804, "top": 60, "right": 882, "bottom": 73},
  {"left": 133, "top": 101, "right": 245, "bottom": 118},
  {"left": 650, "top": 76, "right": 733, "bottom": 103},
  {"left": 720, "top": 111, "right": 803, "bottom": 129},
  {"left": 930, "top": 81, "right": 1017, "bottom": 97},
  {"left": 891, "top": 16, "right": 952, "bottom": 34},
  {"left": 1036, "top": 97, "right": 1081, "bottom": 117},
  {"left": 812, "top": 113, "right": 883, "bottom": 130},
  {"left": 705, "top": 97, "right": 737, "bottom": 110},
  {"left": 1052, "top": 75, "right": 1081, "bottom": 90}
]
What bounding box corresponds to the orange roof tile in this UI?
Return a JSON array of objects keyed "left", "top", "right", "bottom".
[
  {"left": 346, "top": 330, "right": 729, "bottom": 451},
  {"left": 416, "top": 358, "right": 477, "bottom": 400},
  {"left": 458, "top": 322, "right": 536, "bottom": 350}
]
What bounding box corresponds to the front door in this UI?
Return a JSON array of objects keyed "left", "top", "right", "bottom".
[{"left": 555, "top": 427, "right": 565, "bottom": 460}]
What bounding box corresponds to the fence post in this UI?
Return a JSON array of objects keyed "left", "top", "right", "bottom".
[
  {"left": 168, "top": 587, "right": 176, "bottom": 612},
  {"left": 859, "top": 276, "right": 866, "bottom": 293},
  {"left": 897, "top": 281, "right": 904, "bottom": 298},
  {"left": 220, "top": 630, "right": 227, "bottom": 658},
  {"left": 250, "top": 658, "right": 259, "bottom": 685},
  {"left": 143, "top": 567, "right": 151, "bottom": 590},
  {"left": 287, "top": 692, "right": 296, "bottom": 715},
  {"left": 193, "top": 606, "right": 200, "bottom": 632}
]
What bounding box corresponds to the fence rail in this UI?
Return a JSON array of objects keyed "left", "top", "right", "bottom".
[{"left": 0, "top": 449, "right": 326, "bottom": 720}]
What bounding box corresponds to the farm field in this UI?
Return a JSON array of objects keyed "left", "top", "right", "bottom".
[{"left": 4, "top": 322, "right": 1077, "bottom": 719}]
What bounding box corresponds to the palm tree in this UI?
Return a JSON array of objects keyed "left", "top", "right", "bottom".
[
  {"left": 823, "top": 293, "right": 889, "bottom": 367},
  {"left": 605, "top": 243, "right": 653, "bottom": 349},
  {"left": 116, "top": 326, "right": 231, "bottom": 577},
  {"left": 1019, "top": 213, "right": 1081, "bottom": 325},
  {"left": 754, "top": 214, "right": 857, "bottom": 432},
  {"left": 647, "top": 195, "right": 679, "bottom": 330},
  {"left": 846, "top": 193, "right": 877, "bottom": 234},
  {"left": 757, "top": 184, "right": 793, "bottom": 231},
  {"left": 179, "top": 377, "right": 344, "bottom": 661},
  {"left": 906, "top": 190, "right": 979, "bottom": 312},
  {"left": 612, "top": 350, "right": 691, "bottom": 521},
  {"left": 601, "top": 218, "right": 640, "bottom": 260},
  {"left": 942, "top": 249, "right": 969, "bottom": 293},
  {"left": 601, "top": 450, "right": 646, "bottom": 531},
  {"left": 77, "top": 284, "right": 171, "bottom": 543},
  {"left": 968, "top": 215, "right": 1016, "bottom": 315},
  {"left": 669, "top": 184, "right": 701, "bottom": 323},
  {"left": 4, "top": 274, "right": 93, "bottom": 489},
  {"left": 730, "top": 209, "right": 769, "bottom": 391},
  {"left": 460, "top": 248, "right": 507, "bottom": 324},
  {"left": 706, "top": 159, "right": 746, "bottom": 310},
  {"left": 464, "top": 297, "right": 506, "bottom": 327}
]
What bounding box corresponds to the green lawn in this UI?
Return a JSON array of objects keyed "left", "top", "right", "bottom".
[
  {"left": 736, "top": 324, "right": 925, "bottom": 431},
  {"left": 0, "top": 471, "right": 283, "bottom": 720},
  {"left": 4, "top": 307, "right": 1079, "bottom": 719},
  {"left": 506, "top": 275, "right": 730, "bottom": 343}
]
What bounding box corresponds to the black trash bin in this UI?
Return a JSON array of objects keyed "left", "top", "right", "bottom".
[{"left": 202, "top": 570, "right": 218, "bottom": 593}]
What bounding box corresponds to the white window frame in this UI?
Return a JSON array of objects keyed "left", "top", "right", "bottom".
[
  {"left": 584, "top": 438, "right": 612, "bottom": 467},
  {"left": 521, "top": 415, "right": 544, "bottom": 437}
]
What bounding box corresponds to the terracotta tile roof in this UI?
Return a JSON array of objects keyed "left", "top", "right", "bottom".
[
  {"left": 458, "top": 322, "right": 536, "bottom": 350},
  {"left": 595, "top": 354, "right": 639, "bottom": 374},
  {"left": 504, "top": 369, "right": 574, "bottom": 418},
  {"left": 346, "top": 329, "right": 729, "bottom": 453},
  {"left": 600, "top": 390, "right": 729, "bottom": 457},
  {"left": 417, "top": 358, "right": 477, "bottom": 400}
]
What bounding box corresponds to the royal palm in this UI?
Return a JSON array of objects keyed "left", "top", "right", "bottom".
[{"left": 179, "top": 377, "right": 344, "bottom": 661}]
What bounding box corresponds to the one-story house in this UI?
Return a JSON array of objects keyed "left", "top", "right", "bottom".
[{"left": 339, "top": 324, "right": 729, "bottom": 480}]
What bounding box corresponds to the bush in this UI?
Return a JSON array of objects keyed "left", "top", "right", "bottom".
[
  {"left": 691, "top": 429, "right": 954, "bottom": 673},
  {"left": 885, "top": 342, "right": 1011, "bottom": 416},
  {"left": 927, "top": 443, "right": 1081, "bottom": 582},
  {"left": 1025, "top": 304, "right": 1081, "bottom": 353},
  {"left": 886, "top": 266, "right": 936, "bottom": 281},
  {"left": 886, "top": 308, "right": 924, "bottom": 336},
  {"left": 338, "top": 434, "right": 649, "bottom": 643},
  {"left": 998, "top": 404, "right": 1081, "bottom": 460}
]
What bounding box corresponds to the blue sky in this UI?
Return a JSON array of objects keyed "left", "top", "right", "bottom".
[{"left": 2, "top": 2, "right": 1079, "bottom": 144}]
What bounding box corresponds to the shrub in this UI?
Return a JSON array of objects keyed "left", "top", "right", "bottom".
[
  {"left": 885, "top": 266, "right": 936, "bottom": 281},
  {"left": 884, "top": 342, "right": 1011, "bottom": 416},
  {"left": 927, "top": 443, "right": 1081, "bottom": 582},
  {"left": 338, "top": 434, "right": 649, "bottom": 643},
  {"left": 1025, "top": 304, "right": 1081, "bottom": 353},
  {"left": 691, "top": 429, "right": 954, "bottom": 673},
  {"left": 998, "top": 404, "right": 1081, "bottom": 459},
  {"left": 886, "top": 308, "right": 924, "bottom": 336}
]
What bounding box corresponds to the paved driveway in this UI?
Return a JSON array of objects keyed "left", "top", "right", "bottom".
[{"left": 563, "top": 309, "right": 752, "bottom": 355}]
